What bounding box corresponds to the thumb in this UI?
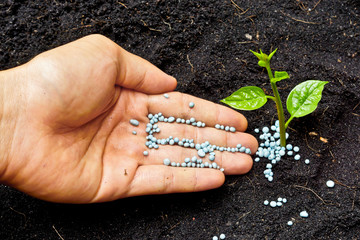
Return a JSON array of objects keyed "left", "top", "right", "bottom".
[
  {"left": 116, "top": 48, "right": 177, "bottom": 94},
  {"left": 75, "top": 34, "right": 177, "bottom": 94}
]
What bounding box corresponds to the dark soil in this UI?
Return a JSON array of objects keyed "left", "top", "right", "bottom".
[{"left": 1, "top": 0, "right": 360, "bottom": 239}]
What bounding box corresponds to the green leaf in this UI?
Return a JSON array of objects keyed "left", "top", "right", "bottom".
[
  {"left": 250, "top": 49, "right": 262, "bottom": 60},
  {"left": 286, "top": 80, "right": 328, "bottom": 118},
  {"left": 221, "top": 86, "right": 268, "bottom": 110},
  {"left": 274, "top": 71, "right": 289, "bottom": 80},
  {"left": 268, "top": 48, "right": 277, "bottom": 61},
  {"left": 258, "top": 60, "right": 267, "bottom": 67},
  {"left": 271, "top": 71, "right": 290, "bottom": 83}
]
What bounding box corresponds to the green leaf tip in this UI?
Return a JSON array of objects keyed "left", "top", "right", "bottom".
[
  {"left": 268, "top": 48, "right": 278, "bottom": 61},
  {"left": 221, "top": 86, "right": 267, "bottom": 110},
  {"left": 250, "top": 49, "right": 262, "bottom": 60}
]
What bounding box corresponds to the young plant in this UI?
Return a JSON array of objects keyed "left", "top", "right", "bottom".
[{"left": 220, "top": 49, "right": 328, "bottom": 147}]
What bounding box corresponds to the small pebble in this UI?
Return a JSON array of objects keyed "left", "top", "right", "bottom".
[
  {"left": 213, "top": 237, "right": 218, "bottom": 240},
  {"left": 219, "top": 234, "right": 226, "bottom": 239},
  {"left": 293, "top": 146, "right": 300, "bottom": 152},
  {"left": 132, "top": 131, "right": 137, "bottom": 135},
  {"left": 294, "top": 154, "right": 301, "bottom": 160},
  {"left": 305, "top": 159, "right": 310, "bottom": 164},
  {"left": 230, "top": 127, "right": 236, "bottom": 132},
  {"left": 300, "top": 210, "right": 309, "bottom": 218},
  {"left": 287, "top": 221, "right": 293, "bottom": 226},
  {"left": 264, "top": 200, "right": 269, "bottom": 205},
  {"left": 326, "top": 180, "right": 335, "bottom": 188},
  {"left": 129, "top": 119, "right": 139, "bottom": 126},
  {"left": 143, "top": 151, "right": 149, "bottom": 156},
  {"left": 270, "top": 201, "right": 277, "bottom": 207},
  {"left": 189, "top": 102, "right": 195, "bottom": 108},
  {"left": 163, "top": 93, "right": 169, "bottom": 98}
]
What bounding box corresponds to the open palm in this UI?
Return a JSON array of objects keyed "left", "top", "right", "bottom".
[{"left": 2, "top": 35, "right": 257, "bottom": 203}]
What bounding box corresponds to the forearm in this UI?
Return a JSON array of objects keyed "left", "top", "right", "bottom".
[{"left": 0, "top": 66, "right": 25, "bottom": 184}]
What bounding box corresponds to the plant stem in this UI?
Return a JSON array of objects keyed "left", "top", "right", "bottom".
[
  {"left": 266, "top": 95, "right": 276, "bottom": 101},
  {"left": 285, "top": 115, "right": 294, "bottom": 129},
  {"left": 266, "top": 66, "right": 286, "bottom": 147}
]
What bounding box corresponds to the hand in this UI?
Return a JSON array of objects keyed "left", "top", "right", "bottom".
[{"left": 0, "top": 34, "right": 257, "bottom": 203}]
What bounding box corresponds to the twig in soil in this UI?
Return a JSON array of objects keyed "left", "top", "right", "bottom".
[
  {"left": 9, "top": 207, "right": 27, "bottom": 227},
  {"left": 168, "top": 222, "right": 180, "bottom": 232},
  {"left": 69, "top": 24, "right": 93, "bottom": 31},
  {"left": 246, "top": 15, "right": 256, "bottom": 24},
  {"left": 287, "top": 126, "right": 297, "bottom": 133},
  {"left": 230, "top": 0, "right": 250, "bottom": 16},
  {"left": 117, "top": 2, "right": 127, "bottom": 8},
  {"left": 332, "top": 178, "right": 357, "bottom": 189},
  {"left": 353, "top": 102, "right": 360, "bottom": 111},
  {"left": 313, "top": 0, "right": 322, "bottom": 10},
  {"left": 304, "top": 134, "right": 320, "bottom": 153},
  {"left": 226, "top": 179, "right": 239, "bottom": 187},
  {"left": 52, "top": 225, "right": 65, "bottom": 240},
  {"left": 329, "top": 150, "right": 336, "bottom": 162},
  {"left": 321, "top": 105, "right": 329, "bottom": 119},
  {"left": 162, "top": 19, "right": 171, "bottom": 30},
  {"left": 293, "top": 185, "right": 332, "bottom": 205},
  {"left": 297, "top": 1, "right": 308, "bottom": 12},
  {"left": 352, "top": 113, "right": 360, "bottom": 117},
  {"left": 280, "top": 10, "right": 320, "bottom": 24},
  {"left": 238, "top": 209, "right": 253, "bottom": 221},
  {"left": 187, "top": 55, "right": 194, "bottom": 73},
  {"left": 331, "top": 226, "right": 339, "bottom": 233},
  {"left": 246, "top": 175, "right": 256, "bottom": 195},
  {"left": 238, "top": 41, "right": 257, "bottom": 44},
  {"left": 140, "top": 20, "right": 162, "bottom": 32},
  {"left": 230, "top": 0, "right": 244, "bottom": 12}
]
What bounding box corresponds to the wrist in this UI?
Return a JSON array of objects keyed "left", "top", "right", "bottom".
[{"left": 0, "top": 66, "right": 26, "bottom": 184}]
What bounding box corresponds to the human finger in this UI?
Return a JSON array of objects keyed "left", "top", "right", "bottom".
[
  {"left": 139, "top": 145, "right": 253, "bottom": 175},
  {"left": 79, "top": 34, "right": 177, "bottom": 93},
  {"left": 151, "top": 122, "right": 258, "bottom": 153},
  {"left": 147, "top": 91, "right": 248, "bottom": 132},
  {"left": 125, "top": 165, "right": 225, "bottom": 197},
  {"left": 82, "top": 34, "right": 177, "bottom": 93}
]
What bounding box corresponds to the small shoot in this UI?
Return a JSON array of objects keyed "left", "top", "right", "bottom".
[{"left": 221, "top": 49, "right": 328, "bottom": 147}]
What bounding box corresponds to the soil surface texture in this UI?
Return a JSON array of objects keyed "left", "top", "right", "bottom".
[{"left": 1, "top": 1, "right": 360, "bottom": 239}]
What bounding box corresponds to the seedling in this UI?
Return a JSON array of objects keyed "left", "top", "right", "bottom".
[{"left": 221, "top": 49, "right": 328, "bottom": 147}]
